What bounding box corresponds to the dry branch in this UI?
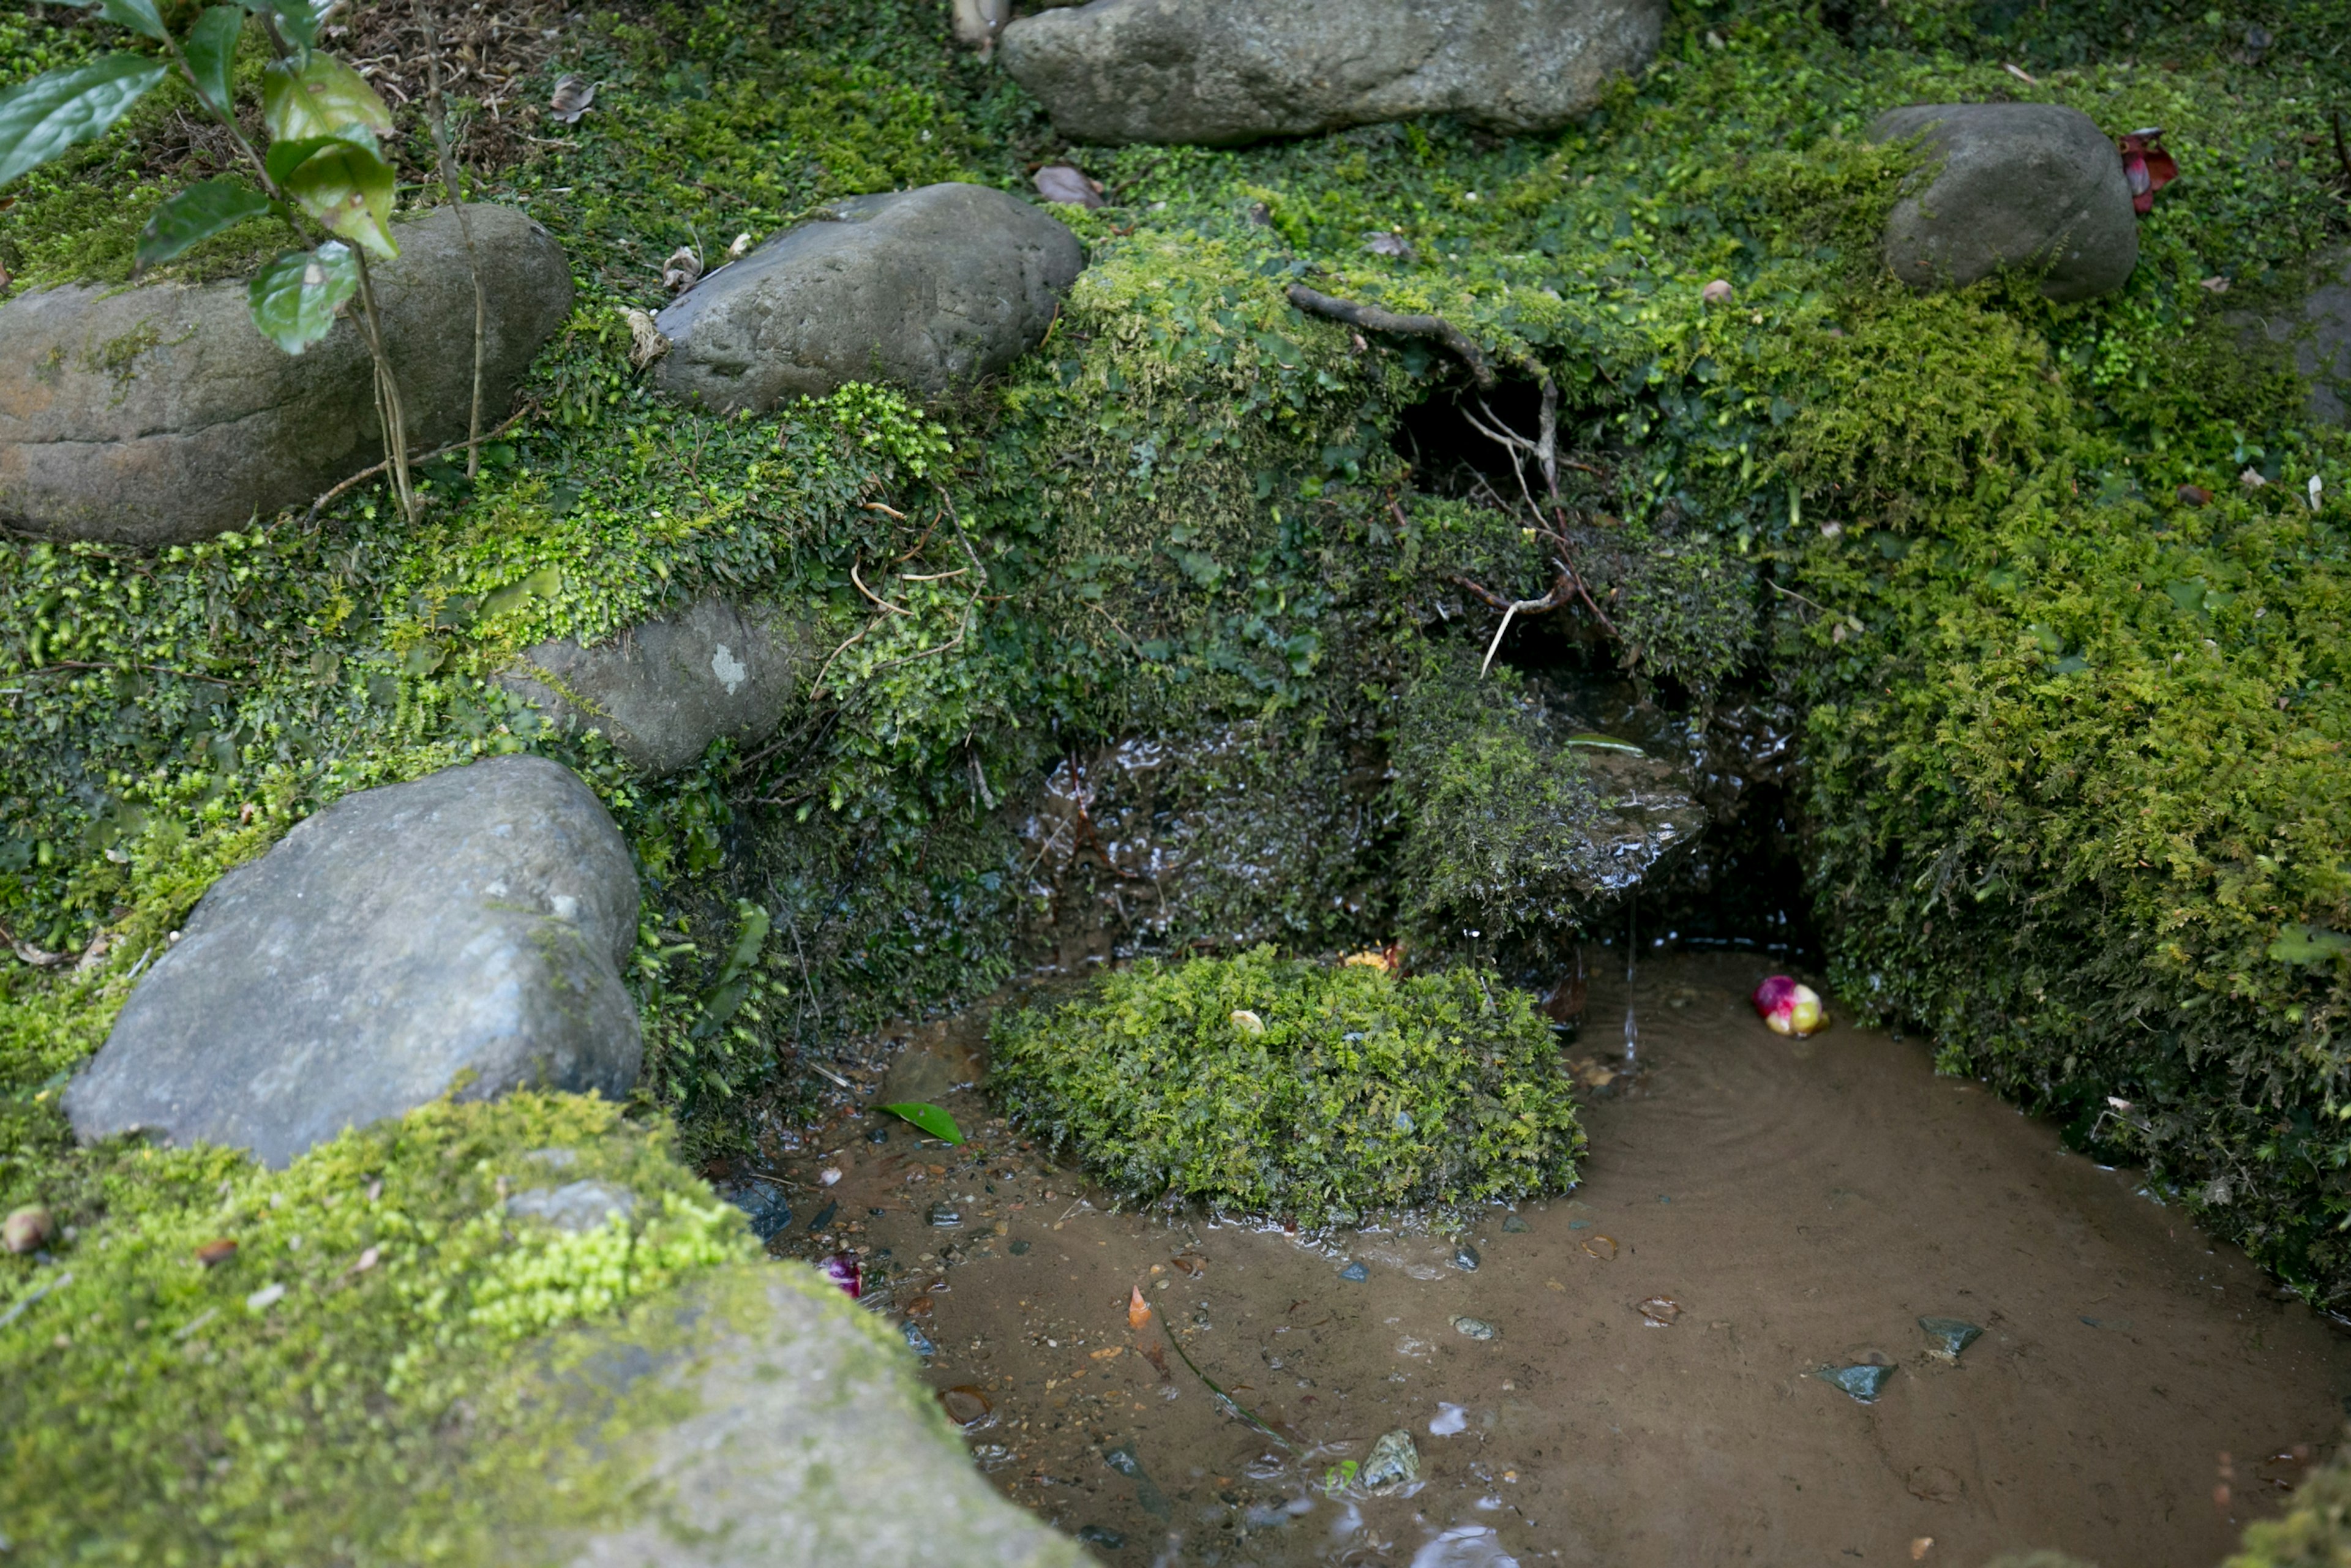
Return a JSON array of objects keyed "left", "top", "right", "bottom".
[{"left": 1286, "top": 285, "right": 1495, "bottom": 388}]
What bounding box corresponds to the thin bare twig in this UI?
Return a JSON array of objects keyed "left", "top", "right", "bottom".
[
  {"left": 850, "top": 563, "right": 911, "bottom": 615},
  {"left": 302, "top": 407, "right": 529, "bottom": 523},
  {"left": 416, "top": 1, "right": 487, "bottom": 478}
]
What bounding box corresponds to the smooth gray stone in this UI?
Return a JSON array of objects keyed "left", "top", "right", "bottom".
[
  {"left": 502, "top": 597, "right": 818, "bottom": 775},
  {"left": 999, "top": 0, "right": 1665, "bottom": 147},
  {"left": 65, "top": 755, "right": 640, "bottom": 1168},
  {"left": 506, "top": 1180, "right": 638, "bottom": 1232},
  {"left": 541, "top": 1266, "right": 1086, "bottom": 1568},
  {"left": 2230, "top": 247, "right": 2351, "bottom": 426},
  {"left": 0, "top": 204, "right": 573, "bottom": 545},
  {"left": 652, "top": 184, "right": 1082, "bottom": 411},
  {"left": 1869, "top": 103, "right": 2137, "bottom": 302}
]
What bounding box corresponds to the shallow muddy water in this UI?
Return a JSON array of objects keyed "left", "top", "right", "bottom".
[{"left": 754, "top": 950, "right": 2351, "bottom": 1566}]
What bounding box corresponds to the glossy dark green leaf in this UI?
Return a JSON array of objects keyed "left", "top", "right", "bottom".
[
  {"left": 135, "top": 176, "right": 270, "bottom": 269},
  {"left": 246, "top": 241, "right": 356, "bottom": 354},
  {"left": 879, "top": 1102, "right": 966, "bottom": 1145},
  {"left": 238, "top": 0, "right": 325, "bottom": 53},
  {"left": 180, "top": 5, "right": 246, "bottom": 113},
  {"left": 261, "top": 52, "right": 393, "bottom": 143},
  {"left": 85, "top": 0, "right": 168, "bottom": 41},
  {"left": 279, "top": 137, "right": 396, "bottom": 258},
  {"left": 0, "top": 54, "right": 169, "bottom": 190}
]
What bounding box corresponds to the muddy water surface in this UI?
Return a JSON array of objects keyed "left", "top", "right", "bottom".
[{"left": 762, "top": 951, "right": 2350, "bottom": 1567}]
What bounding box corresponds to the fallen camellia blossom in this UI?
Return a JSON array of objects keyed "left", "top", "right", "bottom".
[
  {"left": 2117, "top": 129, "right": 2178, "bottom": 217},
  {"left": 1752, "top": 974, "right": 1826, "bottom": 1037},
  {"left": 817, "top": 1250, "right": 861, "bottom": 1300}
]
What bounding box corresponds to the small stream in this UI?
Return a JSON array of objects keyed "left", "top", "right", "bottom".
[{"left": 744, "top": 950, "right": 2349, "bottom": 1567}]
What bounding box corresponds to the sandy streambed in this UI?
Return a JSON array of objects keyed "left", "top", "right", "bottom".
[{"left": 752, "top": 950, "right": 2350, "bottom": 1566}]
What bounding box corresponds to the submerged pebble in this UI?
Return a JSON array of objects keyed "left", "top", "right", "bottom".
[
  {"left": 1501, "top": 1214, "right": 1529, "bottom": 1234},
  {"left": 1361, "top": 1428, "right": 1422, "bottom": 1491},
  {"left": 938, "top": 1384, "right": 994, "bottom": 1427},
  {"left": 902, "top": 1321, "right": 937, "bottom": 1357},
  {"left": 1451, "top": 1315, "right": 1499, "bottom": 1341},
  {"left": 1815, "top": 1362, "right": 1895, "bottom": 1403},
  {"left": 1918, "top": 1316, "right": 1982, "bottom": 1358},
  {"left": 1076, "top": 1525, "right": 1125, "bottom": 1548},
  {"left": 1339, "top": 1260, "right": 1369, "bottom": 1281},
  {"left": 1453, "top": 1244, "right": 1481, "bottom": 1272}
]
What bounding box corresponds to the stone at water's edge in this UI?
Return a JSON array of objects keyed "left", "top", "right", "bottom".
[
  {"left": 543, "top": 1266, "right": 1086, "bottom": 1568},
  {"left": 0, "top": 204, "right": 573, "bottom": 546},
  {"left": 64, "top": 755, "right": 640, "bottom": 1168},
  {"left": 999, "top": 0, "right": 1665, "bottom": 146},
  {"left": 2230, "top": 247, "right": 2351, "bottom": 426},
  {"left": 1868, "top": 103, "right": 2138, "bottom": 302},
  {"left": 652, "top": 183, "right": 1083, "bottom": 411},
  {"left": 501, "top": 597, "right": 819, "bottom": 775}
]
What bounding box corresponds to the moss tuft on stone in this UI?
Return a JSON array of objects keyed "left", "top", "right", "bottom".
[{"left": 989, "top": 947, "right": 1584, "bottom": 1226}]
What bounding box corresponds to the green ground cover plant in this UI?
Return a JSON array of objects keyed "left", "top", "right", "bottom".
[{"left": 989, "top": 948, "right": 1585, "bottom": 1225}]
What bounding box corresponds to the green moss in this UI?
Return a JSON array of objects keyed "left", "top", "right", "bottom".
[
  {"left": 0, "top": 1090, "right": 754, "bottom": 1565},
  {"left": 1388, "top": 654, "right": 1604, "bottom": 955},
  {"left": 2229, "top": 1449, "right": 2351, "bottom": 1567},
  {"left": 989, "top": 947, "right": 1584, "bottom": 1226}
]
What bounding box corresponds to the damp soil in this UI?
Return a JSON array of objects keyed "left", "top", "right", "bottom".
[{"left": 757, "top": 949, "right": 2351, "bottom": 1567}]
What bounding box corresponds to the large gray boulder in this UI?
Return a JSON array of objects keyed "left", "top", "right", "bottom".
[
  {"left": 0, "top": 204, "right": 574, "bottom": 546},
  {"left": 64, "top": 754, "right": 640, "bottom": 1168},
  {"left": 531, "top": 1265, "right": 1084, "bottom": 1568},
  {"left": 998, "top": 0, "right": 1665, "bottom": 146},
  {"left": 501, "top": 597, "right": 819, "bottom": 775},
  {"left": 1868, "top": 103, "right": 2137, "bottom": 302},
  {"left": 651, "top": 184, "right": 1081, "bottom": 412}
]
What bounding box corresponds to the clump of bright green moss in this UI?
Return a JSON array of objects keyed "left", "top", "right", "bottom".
[
  {"left": 2227, "top": 1448, "right": 2351, "bottom": 1567},
  {"left": 0, "top": 1091, "right": 754, "bottom": 1565},
  {"left": 989, "top": 947, "right": 1584, "bottom": 1226}
]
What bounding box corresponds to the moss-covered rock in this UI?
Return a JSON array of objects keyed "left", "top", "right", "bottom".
[{"left": 989, "top": 947, "right": 1584, "bottom": 1225}]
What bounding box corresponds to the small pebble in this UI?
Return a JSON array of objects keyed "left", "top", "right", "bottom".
[
  {"left": 1815, "top": 1362, "right": 1895, "bottom": 1403},
  {"left": 1918, "top": 1316, "right": 1982, "bottom": 1358},
  {"left": 1452, "top": 1244, "right": 1481, "bottom": 1272},
  {"left": 1009, "top": 1239, "right": 1031, "bottom": 1255},
  {"left": 1702, "top": 278, "right": 1734, "bottom": 304},
  {"left": 866, "top": 1126, "right": 890, "bottom": 1143},
  {"left": 819, "top": 1167, "right": 842, "bottom": 1187},
  {"left": 195, "top": 1237, "right": 238, "bottom": 1267},
  {"left": 1339, "top": 1260, "right": 1369, "bottom": 1281},
  {"left": 3, "top": 1205, "right": 54, "bottom": 1255},
  {"left": 244, "top": 1283, "right": 286, "bottom": 1313},
  {"left": 806, "top": 1200, "right": 838, "bottom": 1232},
  {"left": 1451, "top": 1315, "right": 1498, "bottom": 1341},
  {"left": 1076, "top": 1526, "right": 1126, "bottom": 1549},
  {"left": 902, "top": 1321, "right": 937, "bottom": 1356},
  {"left": 1501, "top": 1214, "right": 1529, "bottom": 1234},
  {"left": 928, "top": 1202, "right": 962, "bottom": 1228}
]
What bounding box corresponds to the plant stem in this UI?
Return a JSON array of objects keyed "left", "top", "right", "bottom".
[
  {"left": 349, "top": 250, "right": 416, "bottom": 523},
  {"left": 416, "top": 1, "right": 487, "bottom": 478},
  {"left": 157, "top": 29, "right": 276, "bottom": 196}
]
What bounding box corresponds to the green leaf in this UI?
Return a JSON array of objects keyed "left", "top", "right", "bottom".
[
  {"left": 84, "top": 0, "right": 168, "bottom": 41},
  {"left": 261, "top": 53, "right": 393, "bottom": 143},
  {"left": 239, "top": 0, "right": 326, "bottom": 53},
  {"left": 879, "top": 1102, "right": 966, "bottom": 1144},
  {"left": 263, "top": 128, "right": 362, "bottom": 187},
  {"left": 246, "top": 241, "right": 356, "bottom": 354},
  {"left": 181, "top": 5, "right": 246, "bottom": 113},
  {"left": 279, "top": 137, "right": 396, "bottom": 258},
  {"left": 0, "top": 54, "right": 170, "bottom": 190},
  {"left": 2268, "top": 924, "right": 2351, "bottom": 967},
  {"left": 135, "top": 176, "right": 270, "bottom": 269}
]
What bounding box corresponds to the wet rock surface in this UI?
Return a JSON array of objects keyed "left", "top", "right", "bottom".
[
  {"left": 66, "top": 755, "right": 640, "bottom": 1168},
  {"left": 543, "top": 1266, "right": 1085, "bottom": 1568},
  {"left": 0, "top": 204, "right": 573, "bottom": 545},
  {"left": 652, "top": 183, "right": 1083, "bottom": 411},
  {"left": 2232, "top": 247, "right": 2351, "bottom": 426},
  {"left": 749, "top": 952, "right": 2351, "bottom": 1566},
  {"left": 999, "top": 0, "right": 1667, "bottom": 146},
  {"left": 501, "top": 596, "right": 819, "bottom": 775},
  {"left": 1869, "top": 103, "right": 2139, "bottom": 302}
]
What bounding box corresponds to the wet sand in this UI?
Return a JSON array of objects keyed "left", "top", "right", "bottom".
[{"left": 760, "top": 950, "right": 2351, "bottom": 1566}]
